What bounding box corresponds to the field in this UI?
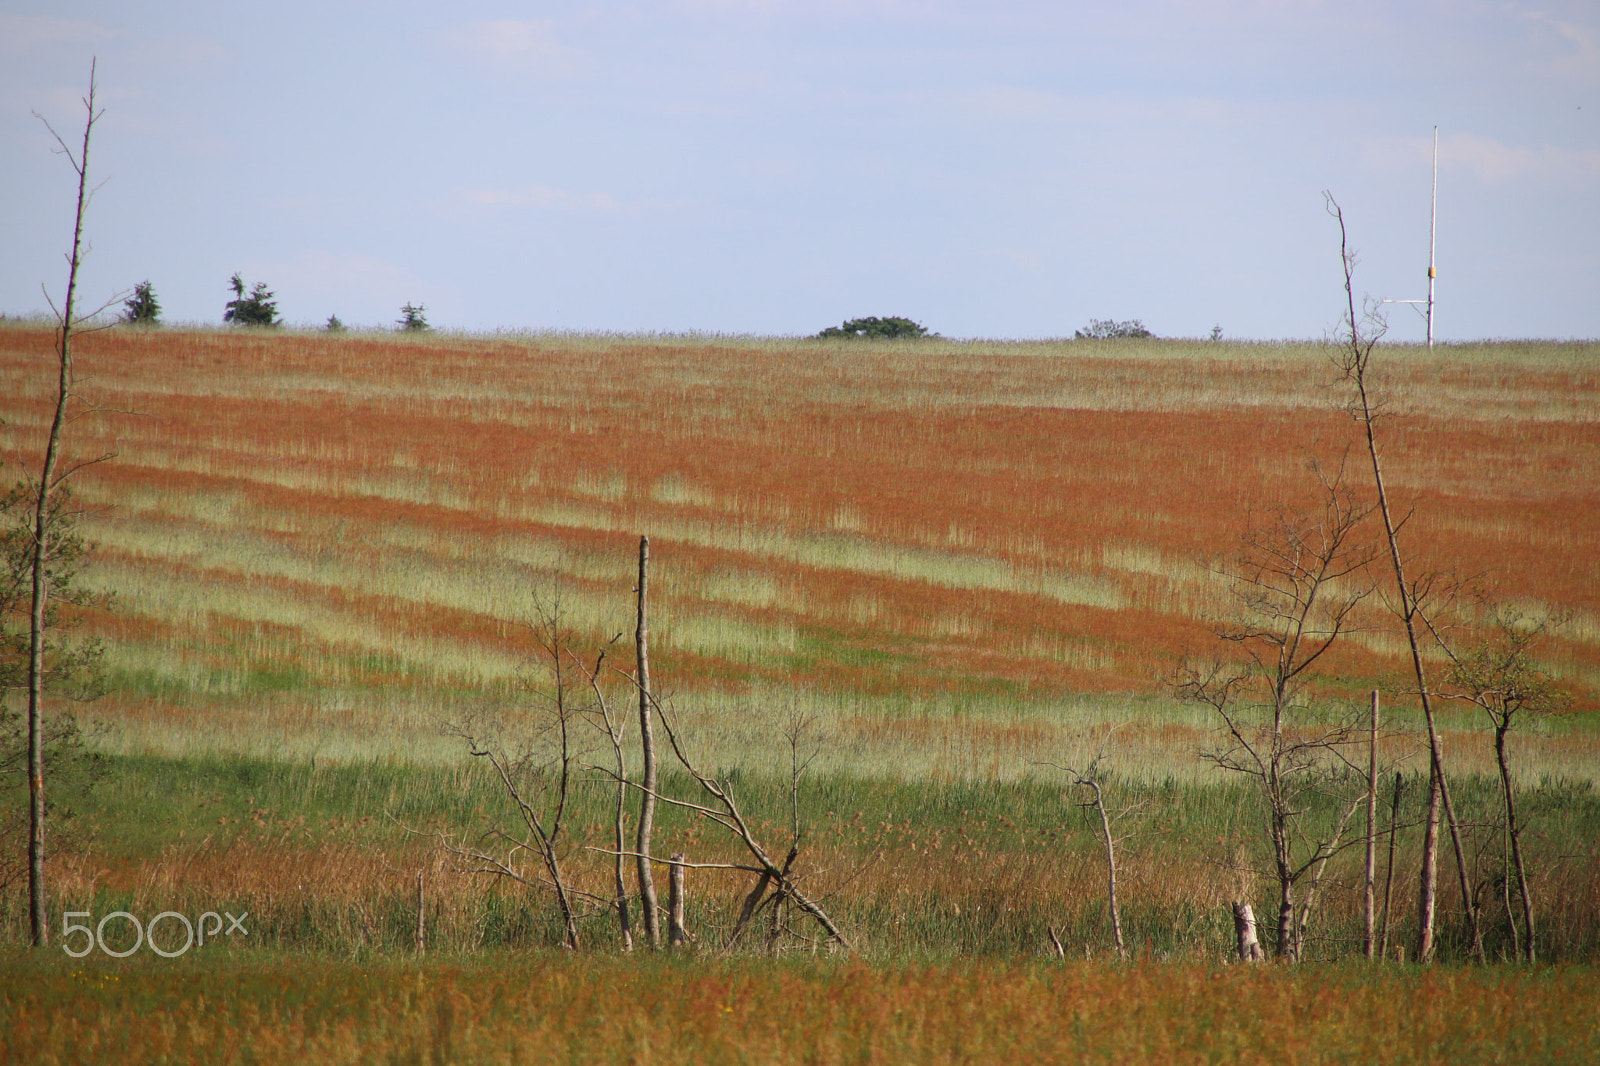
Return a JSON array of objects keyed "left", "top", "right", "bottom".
[
  {"left": 3, "top": 952, "right": 1597, "bottom": 1065},
  {"left": 2, "top": 323, "right": 1599, "bottom": 1058}
]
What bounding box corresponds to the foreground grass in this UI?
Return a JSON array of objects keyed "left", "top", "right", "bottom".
[
  {"left": 14, "top": 752, "right": 1598, "bottom": 962},
  {"left": 2, "top": 951, "right": 1595, "bottom": 1065}
]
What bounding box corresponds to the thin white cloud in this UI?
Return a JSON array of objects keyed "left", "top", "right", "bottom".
[
  {"left": 443, "top": 19, "right": 584, "bottom": 77},
  {"left": 1447, "top": 133, "right": 1600, "bottom": 182},
  {"left": 0, "top": 16, "right": 116, "bottom": 116},
  {"left": 0, "top": 15, "right": 114, "bottom": 50},
  {"left": 461, "top": 185, "right": 619, "bottom": 211},
  {"left": 1371, "top": 132, "right": 1600, "bottom": 183},
  {"left": 1521, "top": 8, "right": 1600, "bottom": 85}
]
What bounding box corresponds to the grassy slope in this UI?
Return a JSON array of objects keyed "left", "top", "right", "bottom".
[
  {"left": 2, "top": 325, "right": 1599, "bottom": 964},
  {"left": 2, "top": 325, "right": 1595, "bottom": 763}
]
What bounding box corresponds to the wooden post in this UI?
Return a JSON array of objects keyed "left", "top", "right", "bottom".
[
  {"left": 1379, "top": 771, "right": 1403, "bottom": 960},
  {"left": 635, "top": 536, "right": 660, "bottom": 948},
  {"left": 668, "top": 853, "right": 688, "bottom": 949},
  {"left": 1232, "top": 901, "right": 1265, "bottom": 962},
  {"left": 1364, "top": 690, "right": 1379, "bottom": 958},
  {"left": 415, "top": 872, "right": 426, "bottom": 954}
]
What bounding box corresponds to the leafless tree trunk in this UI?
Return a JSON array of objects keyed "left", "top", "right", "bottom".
[
  {"left": 1326, "top": 192, "right": 1477, "bottom": 962},
  {"left": 1364, "top": 690, "right": 1379, "bottom": 959},
  {"left": 1379, "top": 771, "right": 1403, "bottom": 960},
  {"left": 479, "top": 744, "right": 582, "bottom": 949},
  {"left": 1084, "top": 777, "right": 1124, "bottom": 959},
  {"left": 646, "top": 705, "right": 852, "bottom": 951},
  {"left": 578, "top": 645, "right": 634, "bottom": 951},
  {"left": 1434, "top": 609, "right": 1569, "bottom": 963},
  {"left": 727, "top": 869, "right": 774, "bottom": 950},
  {"left": 1499, "top": 734, "right": 1534, "bottom": 962},
  {"left": 634, "top": 535, "right": 660, "bottom": 948},
  {"left": 1290, "top": 797, "right": 1365, "bottom": 960},
  {"left": 582, "top": 548, "right": 850, "bottom": 954},
  {"left": 415, "top": 871, "right": 426, "bottom": 954},
  {"left": 668, "top": 853, "right": 688, "bottom": 949},
  {"left": 1232, "top": 901, "right": 1265, "bottom": 962},
  {"left": 25, "top": 61, "right": 107, "bottom": 950},
  {"left": 1051, "top": 741, "right": 1126, "bottom": 959}
]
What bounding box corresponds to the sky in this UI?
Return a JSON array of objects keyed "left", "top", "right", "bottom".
[{"left": 1, "top": 1, "right": 1596, "bottom": 340}]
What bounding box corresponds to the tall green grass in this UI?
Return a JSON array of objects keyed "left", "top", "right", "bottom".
[{"left": 12, "top": 751, "right": 1596, "bottom": 961}]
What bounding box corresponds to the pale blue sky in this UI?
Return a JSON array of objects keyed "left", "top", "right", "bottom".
[{"left": 3, "top": 1, "right": 1596, "bottom": 339}]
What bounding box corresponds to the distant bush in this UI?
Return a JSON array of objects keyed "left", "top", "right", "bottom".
[
  {"left": 1075, "top": 318, "right": 1153, "bottom": 340},
  {"left": 120, "top": 280, "right": 160, "bottom": 326},
  {"left": 818, "top": 316, "right": 930, "bottom": 339},
  {"left": 325, "top": 314, "right": 345, "bottom": 333},
  {"left": 224, "top": 273, "right": 281, "bottom": 328},
  {"left": 397, "top": 303, "right": 430, "bottom": 332}
]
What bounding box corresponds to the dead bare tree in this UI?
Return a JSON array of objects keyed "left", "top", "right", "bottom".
[
  {"left": 1433, "top": 608, "right": 1570, "bottom": 962},
  {"left": 573, "top": 637, "right": 633, "bottom": 950},
  {"left": 633, "top": 535, "right": 660, "bottom": 948},
  {"left": 652, "top": 701, "right": 852, "bottom": 952},
  {"left": 414, "top": 871, "right": 426, "bottom": 954},
  {"left": 747, "top": 709, "right": 828, "bottom": 955},
  {"left": 1326, "top": 192, "right": 1477, "bottom": 962},
  {"left": 1363, "top": 690, "right": 1379, "bottom": 959},
  {"left": 17, "top": 60, "right": 122, "bottom": 949},
  {"left": 1172, "top": 463, "right": 1378, "bottom": 960},
  {"left": 427, "top": 600, "right": 598, "bottom": 951},
  {"left": 1232, "top": 901, "right": 1266, "bottom": 962},
  {"left": 667, "top": 853, "right": 689, "bottom": 949},
  {"left": 1378, "top": 770, "right": 1404, "bottom": 959},
  {"left": 555, "top": 545, "right": 851, "bottom": 954},
  {"left": 589, "top": 687, "right": 850, "bottom": 953},
  {"left": 1042, "top": 731, "right": 1130, "bottom": 959}
]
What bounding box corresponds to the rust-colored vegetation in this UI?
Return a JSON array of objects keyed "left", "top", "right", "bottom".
[
  {"left": 2, "top": 324, "right": 1598, "bottom": 974},
  {"left": 2, "top": 326, "right": 1595, "bottom": 749}
]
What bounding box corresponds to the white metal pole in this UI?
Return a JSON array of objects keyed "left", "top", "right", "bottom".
[{"left": 1427, "top": 126, "right": 1438, "bottom": 350}]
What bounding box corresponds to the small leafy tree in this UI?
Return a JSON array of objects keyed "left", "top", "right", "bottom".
[
  {"left": 23, "top": 58, "right": 120, "bottom": 947},
  {"left": 325, "top": 314, "right": 345, "bottom": 333},
  {"left": 119, "top": 281, "right": 160, "bottom": 326},
  {"left": 223, "top": 273, "right": 281, "bottom": 328},
  {"left": 817, "top": 316, "right": 929, "bottom": 339},
  {"left": 397, "top": 303, "right": 430, "bottom": 332},
  {"left": 1075, "top": 318, "right": 1153, "bottom": 340},
  {"left": 1, "top": 484, "right": 108, "bottom": 895}
]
